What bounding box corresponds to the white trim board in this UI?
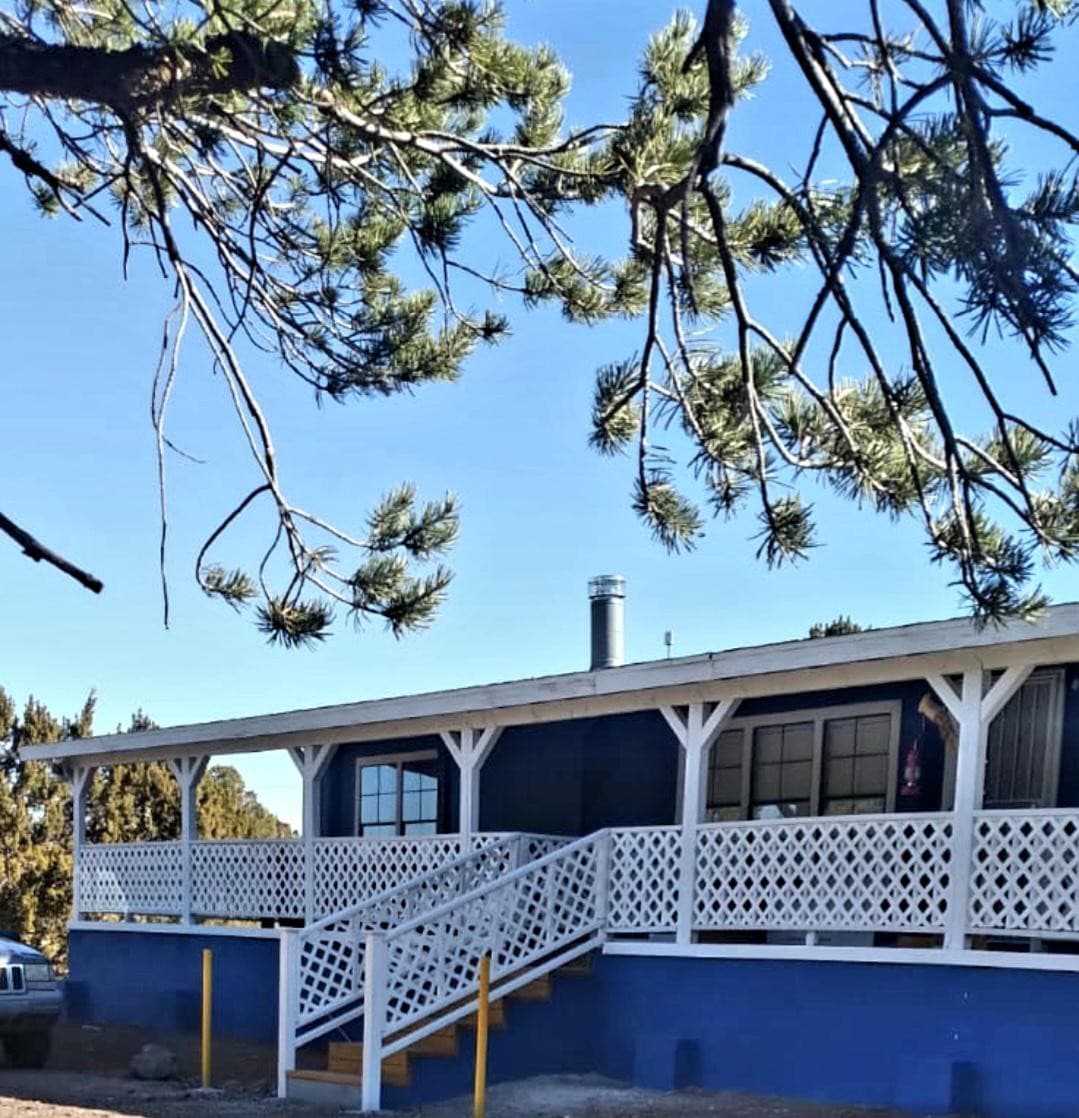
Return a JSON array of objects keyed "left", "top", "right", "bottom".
[
  {"left": 24, "top": 605, "right": 1079, "bottom": 765},
  {"left": 602, "top": 940, "right": 1079, "bottom": 974},
  {"left": 68, "top": 920, "right": 281, "bottom": 940}
]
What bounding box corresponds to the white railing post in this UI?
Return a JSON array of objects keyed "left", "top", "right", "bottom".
[
  {"left": 928, "top": 664, "right": 1033, "bottom": 951},
  {"left": 168, "top": 756, "right": 209, "bottom": 926},
  {"left": 594, "top": 830, "right": 612, "bottom": 938},
  {"left": 441, "top": 727, "right": 502, "bottom": 841},
  {"left": 662, "top": 700, "right": 738, "bottom": 945},
  {"left": 277, "top": 928, "right": 300, "bottom": 1098},
  {"left": 289, "top": 744, "right": 338, "bottom": 924},
  {"left": 361, "top": 929, "right": 388, "bottom": 1113},
  {"left": 68, "top": 764, "right": 94, "bottom": 921}
]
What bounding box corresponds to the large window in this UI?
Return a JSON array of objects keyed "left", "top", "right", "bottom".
[
  {"left": 356, "top": 753, "right": 440, "bottom": 837},
  {"left": 705, "top": 702, "right": 901, "bottom": 821}
]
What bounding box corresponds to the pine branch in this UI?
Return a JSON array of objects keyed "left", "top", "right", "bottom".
[{"left": 0, "top": 511, "right": 103, "bottom": 594}]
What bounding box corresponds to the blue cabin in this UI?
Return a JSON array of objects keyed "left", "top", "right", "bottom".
[{"left": 26, "top": 593, "right": 1079, "bottom": 1117}]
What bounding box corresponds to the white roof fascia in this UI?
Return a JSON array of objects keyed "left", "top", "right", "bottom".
[{"left": 25, "top": 604, "right": 1079, "bottom": 766}]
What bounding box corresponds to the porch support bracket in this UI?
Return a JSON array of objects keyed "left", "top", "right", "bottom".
[
  {"left": 661, "top": 699, "right": 739, "bottom": 945},
  {"left": 927, "top": 664, "right": 1033, "bottom": 951},
  {"left": 440, "top": 727, "right": 503, "bottom": 843},
  {"left": 169, "top": 755, "right": 210, "bottom": 926},
  {"left": 288, "top": 743, "right": 338, "bottom": 923}
]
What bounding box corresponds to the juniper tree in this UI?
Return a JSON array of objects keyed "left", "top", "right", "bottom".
[
  {"left": 2, "top": 0, "right": 1078, "bottom": 643},
  {"left": 0, "top": 690, "right": 288, "bottom": 964}
]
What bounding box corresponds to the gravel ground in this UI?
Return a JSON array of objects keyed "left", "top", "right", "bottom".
[{"left": 0, "top": 1023, "right": 929, "bottom": 1118}]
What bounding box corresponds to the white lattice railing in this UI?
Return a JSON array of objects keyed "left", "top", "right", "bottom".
[
  {"left": 277, "top": 832, "right": 570, "bottom": 1095},
  {"left": 291, "top": 834, "right": 562, "bottom": 1037},
  {"left": 969, "top": 809, "right": 1079, "bottom": 936},
  {"left": 193, "top": 839, "right": 306, "bottom": 920},
  {"left": 353, "top": 831, "right": 608, "bottom": 1108},
  {"left": 77, "top": 832, "right": 561, "bottom": 922},
  {"left": 78, "top": 841, "right": 184, "bottom": 916},
  {"left": 608, "top": 826, "right": 681, "bottom": 933},
  {"left": 694, "top": 813, "right": 955, "bottom": 934}
]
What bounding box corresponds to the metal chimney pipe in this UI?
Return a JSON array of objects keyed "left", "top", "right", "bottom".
[{"left": 588, "top": 575, "right": 625, "bottom": 670}]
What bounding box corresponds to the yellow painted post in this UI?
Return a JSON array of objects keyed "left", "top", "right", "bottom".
[
  {"left": 201, "top": 948, "right": 213, "bottom": 1088},
  {"left": 473, "top": 954, "right": 491, "bottom": 1118}
]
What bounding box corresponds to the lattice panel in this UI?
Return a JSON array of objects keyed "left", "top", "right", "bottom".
[
  {"left": 969, "top": 811, "right": 1079, "bottom": 934},
  {"left": 296, "top": 834, "right": 539, "bottom": 1028},
  {"left": 312, "top": 836, "right": 471, "bottom": 916},
  {"left": 79, "top": 842, "right": 183, "bottom": 915},
  {"left": 381, "top": 836, "right": 604, "bottom": 1036},
  {"left": 607, "top": 827, "right": 681, "bottom": 932},
  {"left": 192, "top": 840, "right": 306, "bottom": 920},
  {"left": 694, "top": 814, "right": 953, "bottom": 933}
]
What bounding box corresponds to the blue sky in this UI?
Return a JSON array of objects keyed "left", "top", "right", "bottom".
[{"left": 2, "top": 2, "right": 1076, "bottom": 828}]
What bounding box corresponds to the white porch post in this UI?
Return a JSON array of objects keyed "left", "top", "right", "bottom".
[
  {"left": 440, "top": 727, "right": 503, "bottom": 842},
  {"left": 68, "top": 764, "right": 95, "bottom": 921},
  {"left": 288, "top": 743, "right": 337, "bottom": 923},
  {"left": 276, "top": 927, "right": 300, "bottom": 1097},
  {"left": 661, "top": 699, "right": 738, "bottom": 944},
  {"left": 361, "top": 928, "right": 388, "bottom": 1112},
  {"left": 928, "top": 664, "right": 1032, "bottom": 951},
  {"left": 169, "top": 755, "right": 209, "bottom": 926}
]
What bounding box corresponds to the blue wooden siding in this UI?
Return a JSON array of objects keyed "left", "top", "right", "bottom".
[{"left": 317, "top": 667, "right": 1079, "bottom": 836}]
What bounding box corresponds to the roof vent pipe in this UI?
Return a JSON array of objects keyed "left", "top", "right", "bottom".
[{"left": 588, "top": 575, "right": 625, "bottom": 670}]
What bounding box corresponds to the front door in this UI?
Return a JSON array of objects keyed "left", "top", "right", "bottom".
[{"left": 982, "top": 669, "right": 1065, "bottom": 809}]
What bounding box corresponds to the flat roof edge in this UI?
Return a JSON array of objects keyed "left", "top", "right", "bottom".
[{"left": 25, "top": 604, "right": 1079, "bottom": 763}]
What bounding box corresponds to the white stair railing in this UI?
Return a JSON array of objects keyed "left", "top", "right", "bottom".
[
  {"left": 359, "top": 830, "right": 611, "bottom": 1111},
  {"left": 277, "top": 832, "right": 564, "bottom": 1093}
]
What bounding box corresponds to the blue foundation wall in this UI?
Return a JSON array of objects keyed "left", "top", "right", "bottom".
[
  {"left": 66, "top": 927, "right": 1079, "bottom": 1116},
  {"left": 66, "top": 929, "right": 280, "bottom": 1043},
  {"left": 592, "top": 954, "right": 1079, "bottom": 1118}
]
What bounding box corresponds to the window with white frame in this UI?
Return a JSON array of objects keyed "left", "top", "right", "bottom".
[
  {"left": 356, "top": 753, "right": 440, "bottom": 837},
  {"left": 705, "top": 702, "right": 901, "bottom": 821}
]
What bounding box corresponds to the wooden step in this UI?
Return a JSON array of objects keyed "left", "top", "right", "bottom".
[
  {"left": 557, "top": 954, "right": 593, "bottom": 977},
  {"left": 461, "top": 997, "right": 506, "bottom": 1029},
  {"left": 404, "top": 1024, "right": 459, "bottom": 1058},
  {"left": 507, "top": 975, "right": 551, "bottom": 1002},
  {"left": 325, "top": 1042, "right": 410, "bottom": 1086}
]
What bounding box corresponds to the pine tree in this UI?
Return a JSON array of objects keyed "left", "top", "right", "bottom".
[
  {"left": 2, "top": 2, "right": 1078, "bottom": 634},
  {"left": 808, "top": 617, "right": 865, "bottom": 640}
]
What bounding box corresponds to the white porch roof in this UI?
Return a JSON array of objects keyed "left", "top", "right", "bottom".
[{"left": 25, "top": 602, "right": 1079, "bottom": 766}]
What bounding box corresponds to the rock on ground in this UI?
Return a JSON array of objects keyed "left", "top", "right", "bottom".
[{"left": 130, "top": 1044, "right": 179, "bottom": 1081}]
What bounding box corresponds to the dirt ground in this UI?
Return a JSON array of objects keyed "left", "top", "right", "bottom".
[{"left": 0, "top": 1022, "right": 928, "bottom": 1118}]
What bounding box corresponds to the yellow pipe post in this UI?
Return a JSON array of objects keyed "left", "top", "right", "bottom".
[
  {"left": 201, "top": 948, "right": 213, "bottom": 1089},
  {"left": 473, "top": 954, "right": 491, "bottom": 1118}
]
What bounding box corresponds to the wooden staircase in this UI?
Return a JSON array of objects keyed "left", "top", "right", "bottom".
[{"left": 285, "top": 957, "right": 592, "bottom": 1106}]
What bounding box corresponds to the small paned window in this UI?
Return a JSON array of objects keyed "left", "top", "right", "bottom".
[
  {"left": 751, "top": 721, "right": 813, "bottom": 819},
  {"left": 821, "top": 713, "right": 890, "bottom": 815},
  {"left": 706, "top": 729, "right": 745, "bottom": 821},
  {"left": 358, "top": 755, "right": 439, "bottom": 837}
]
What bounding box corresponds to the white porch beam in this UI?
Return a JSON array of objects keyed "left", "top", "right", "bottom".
[
  {"left": 288, "top": 743, "right": 338, "bottom": 923},
  {"left": 928, "top": 665, "right": 1033, "bottom": 950},
  {"left": 662, "top": 699, "right": 739, "bottom": 944},
  {"left": 440, "top": 727, "right": 503, "bottom": 841},
  {"left": 66, "top": 764, "right": 95, "bottom": 921},
  {"left": 169, "top": 755, "right": 209, "bottom": 926}
]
